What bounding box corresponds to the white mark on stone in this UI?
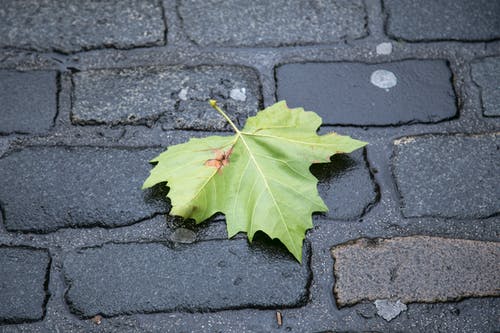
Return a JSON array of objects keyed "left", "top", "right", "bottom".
[
  {"left": 376, "top": 42, "right": 392, "bottom": 55},
  {"left": 374, "top": 299, "right": 407, "bottom": 321},
  {"left": 179, "top": 88, "right": 189, "bottom": 101},
  {"left": 370, "top": 69, "right": 397, "bottom": 91},
  {"left": 394, "top": 136, "right": 416, "bottom": 145},
  {"left": 230, "top": 88, "right": 246, "bottom": 102}
]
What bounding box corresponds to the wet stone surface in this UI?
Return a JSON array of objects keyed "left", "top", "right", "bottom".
[
  {"left": 0, "top": 70, "right": 57, "bottom": 134},
  {"left": 393, "top": 133, "right": 500, "bottom": 219},
  {"left": 311, "top": 150, "right": 377, "bottom": 220},
  {"left": 63, "top": 239, "right": 310, "bottom": 317},
  {"left": 471, "top": 57, "right": 500, "bottom": 117},
  {"left": 178, "top": 0, "right": 367, "bottom": 47},
  {"left": 0, "top": 0, "right": 165, "bottom": 53},
  {"left": 0, "top": 1, "right": 499, "bottom": 332},
  {"left": 332, "top": 236, "right": 500, "bottom": 306},
  {"left": 0, "top": 246, "right": 50, "bottom": 324},
  {"left": 0, "top": 146, "right": 167, "bottom": 232},
  {"left": 384, "top": 0, "right": 500, "bottom": 41},
  {"left": 276, "top": 60, "right": 456, "bottom": 126},
  {"left": 71, "top": 66, "right": 261, "bottom": 130}
]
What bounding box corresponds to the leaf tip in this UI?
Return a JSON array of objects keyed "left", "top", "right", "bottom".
[
  {"left": 276, "top": 100, "right": 288, "bottom": 108},
  {"left": 293, "top": 250, "right": 303, "bottom": 263}
]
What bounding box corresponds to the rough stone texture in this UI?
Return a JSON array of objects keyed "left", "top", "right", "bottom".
[
  {"left": 332, "top": 236, "right": 500, "bottom": 306},
  {"left": 393, "top": 133, "right": 499, "bottom": 219},
  {"left": 0, "top": 70, "right": 57, "bottom": 134},
  {"left": 63, "top": 240, "right": 310, "bottom": 317},
  {"left": 0, "top": 246, "right": 50, "bottom": 323},
  {"left": 178, "top": 0, "right": 367, "bottom": 47},
  {"left": 471, "top": 57, "right": 500, "bottom": 117},
  {"left": 276, "top": 60, "right": 456, "bottom": 126},
  {"left": 0, "top": 0, "right": 165, "bottom": 53},
  {"left": 384, "top": 0, "right": 500, "bottom": 41},
  {"left": 311, "top": 150, "right": 377, "bottom": 220},
  {"left": 0, "top": 146, "right": 167, "bottom": 232},
  {"left": 71, "top": 66, "right": 261, "bottom": 130}
]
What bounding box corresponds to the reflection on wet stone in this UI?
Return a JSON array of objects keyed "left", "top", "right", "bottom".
[
  {"left": 143, "top": 182, "right": 171, "bottom": 209},
  {"left": 311, "top": 150, "right": 377, "bottom": 220}
]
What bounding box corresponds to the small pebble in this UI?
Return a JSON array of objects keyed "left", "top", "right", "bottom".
[
  {"left": 374, "top": 299, "right": 407, "bottom": 321},
  {"left": 179, "top": 88, "right": 189, "bottom": 101},
  {"left": 170, "top": 228, "right": 196, "bottom": 244},
  {"left": 91, "top": 315, "right": 102, "bottom": 325}
]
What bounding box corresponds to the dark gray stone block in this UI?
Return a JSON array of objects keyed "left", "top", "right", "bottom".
[
  {"left": 0, "top": 70, "right": 57, "bottom": 134},
  {"left": 63, "top": 240, "right": 310, "bottom": 317},
  {"left": 471, "top": 57, "right": 500, "bottom": 117},
  {"left": 312, "top": 150, "right": 377, "bottom": 220},
  {"left": 0, "top": 246, "right": 50, "bottom": 323},
  {"left": 71, "top": 66, "right": 261, "bottom": 131},
  {"left": 178, "top": 0, "right": 367, "bottom": 47},
  {"left": 276, "top": 60, "right": 456, "bottom": 126},
  {"left": 384, "top": 0, "right": 500, "bottom": 41},
  {"left": 332, "top": 236, "right": 500, "bottom": 306},
  {"left": 0, "top": 0, "right": 165, "bottom": 53},
  {"left": 393, "top": 133, "right": 500, "bottom": 219},
  {"left": 0, "top": 146, "right": 168, "bottom": 232}
]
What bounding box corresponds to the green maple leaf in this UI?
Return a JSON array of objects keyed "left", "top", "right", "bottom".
[{"left": 143, "top": 101, "right": 366, "bottom": 262}]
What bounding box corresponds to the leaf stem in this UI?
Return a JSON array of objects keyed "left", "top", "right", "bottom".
[{"left": 210, "top": 100, "right": 240, "bottom": 134}]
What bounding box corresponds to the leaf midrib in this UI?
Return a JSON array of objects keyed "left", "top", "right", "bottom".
[{"left": 237, "top": 131, "right": 297, "bottom": 253}]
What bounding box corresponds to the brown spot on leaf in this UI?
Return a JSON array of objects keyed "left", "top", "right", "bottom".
[
  {"left": 213, "top": 149, "right": 224, "bottom": 161},
  {"left": 204, "top": 146, "right": 234, "bottom": 173},
  {"left": 205, "top": 159, "right": 223, "bottom": 169}
]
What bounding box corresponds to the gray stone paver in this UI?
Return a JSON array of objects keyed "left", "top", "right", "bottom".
[
  {"left": 63, "top": 240, "right": 310, "bottom": 317},
  {"left": 393, "top": 133, "right": 500, "bottom": 219},
  {"left": 71, "top": 66, "right": 261, "bottom": 130},
  {"left": 0, "top": 246, "right": 50, "bottom": 323},
  {"left": 471, "top": 57, "right": 500, "bottom": 117},
  {"left": 0, "top": 70, "right": 57, "bottom": 134},
  {"left": 178, "top": 0, "right": 367, "bottom": 47},
  {"left": 0, "top": 0, "right": 165, "bottom": 53},
  {"left": 332, "top": 236, "right": 500, "bottom": 306},
  {"left": 384, "top": 0, "right": 500, "bottom": 41},
  {"left": 0, "top": 146, "right": 166, "bottom": 232},
  {"left": 276, "top": 60, "right": 456, "bottom": 126},
  {"left": 0, "top": 1, "right": 499, "bottom": 332}
]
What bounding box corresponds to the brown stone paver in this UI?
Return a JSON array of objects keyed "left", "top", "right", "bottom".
[{"left": 332, "top": 236, "right": 500, "bottom": 306}]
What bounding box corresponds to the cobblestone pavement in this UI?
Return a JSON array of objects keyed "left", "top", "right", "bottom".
[{"left": 0, "top": 1, "right": 499, "bottom": 332}]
